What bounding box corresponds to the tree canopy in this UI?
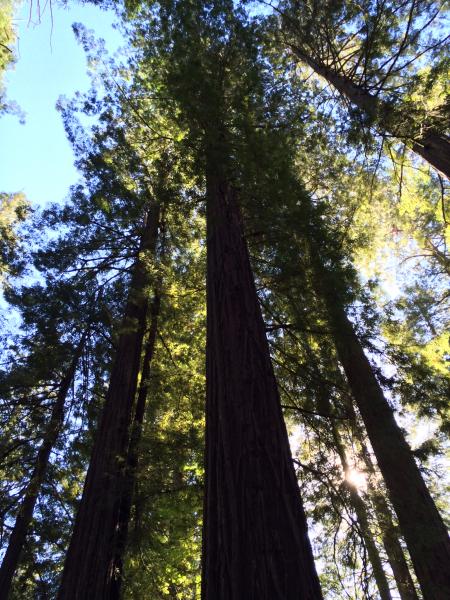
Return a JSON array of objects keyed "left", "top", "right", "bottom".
[{"left": 0, "top": 1, "right": 449, "bottom": 599}]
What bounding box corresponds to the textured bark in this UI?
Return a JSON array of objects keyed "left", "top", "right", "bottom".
[
  {"left": 109, "top": 286, "right": 161, "bottom": 599},
  {"left": 57, "top": 204, "right": 160, "bottom": 600},
  {"left": 293, "top": 48, "right": 450, "bottom": 179},
  {"left": 331, "top": 426, "right": 392, "bottom": 600},
  {"left": 357, "top": 436, "right": 420, "bottom": 600},
  {"left": 310, "top": 250, "right": 450, "bottom": 600},
  {"left": 412, "top": 131, "right": 450, "bottom": 181},
  {"left": 0, "top": 332, "right": 88, "bottom": 600},
  {"left": 373, "top": 492, "right": 420, "bottom": 600},
  {"left": 348, "top": 488, "right": 392, "bottom": 600},
  {"left": 202, "top": 171, "right": 323, "bottom": 600}
]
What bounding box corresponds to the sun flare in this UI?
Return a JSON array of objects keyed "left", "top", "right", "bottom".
[{"left": 345, "top": 468, "right": 367, "bottom": 491}]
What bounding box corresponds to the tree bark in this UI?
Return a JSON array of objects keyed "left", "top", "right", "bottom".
[
  {"left": 109, "top": 285, "right": 161, "bottom": 599},
  {"left": 202, "top": 170, "right": 323, "bottom": 600},
  {"left": 57, "top": 203, "right": 160, "bottom": 600},
  {"left": 373, "top": 491, "right": 420, "bottom": 600},
  {"left": 309, "top": 248, "right": 450, "bottom": 600},
  {"left": 357, "top": 434, "right": 420, "bottom": 600},
  {"left": 292, "top": 48, "right": 450, "bottom": 179},
  {"left": 330, "top": 424, "right": 392, "bottom": 600},
  {"left": 0, "top": 331, "right": 88, "bottom": 600}
]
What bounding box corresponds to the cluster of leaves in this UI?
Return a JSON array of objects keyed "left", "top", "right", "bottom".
[
  {"left": 275, "top": 0, "right": 449, "bottom": 139},
  {"left": 0, "top": 0, "right": 18, "bottom": 112}
]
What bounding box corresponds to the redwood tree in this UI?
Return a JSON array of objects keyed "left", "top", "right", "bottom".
[
  {"left": 57, "top": 199, "right": 161, "bottom": 599},
  {"left": 242, "top": 166, "right": 449, "bottom": 598},
  {"left": 0, "top": 326, "right": 89, "bottom": 598},
  {"left": 203, "top": 176, "right": 322, "bottom": 598},
  {"left": 120, "top": 0, "right": 324, "bottom": 595},
  {"left": 276, "top": 0, "right": 450, "bottom": 178},
  {"left": 304, "top": 214, "right": 450, "bottom": 600}
]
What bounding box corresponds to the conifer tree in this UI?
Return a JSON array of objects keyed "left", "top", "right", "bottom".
[
  {"left": 149, "top": 2, "right": 322, "bottom": 596},
  {"left": 0, "top": 273, "right": 109, "bottom": 597},
  {"left": 253, "top": 181, "right": 450, "bottom": 597},
  {"left": 0, "top": 193, "right": 30, "bottom": 284},
  {"left": 275, "top": 0, "right": 450, "bottom": 177},
  {"left": 358, "top": 432, "right": 420, "bottom": 600},
  {"left": 238, "top": 114, "right": 449, "bottom": 596},
  {"left": 2, "top": 0, "right": 449, "bottom": 597},
  {"left": 57, "top": 0, "right": 323, "bottom": 596},
  {"left": 57, "top": 194, "right": 162, "bottom": 598},
  {"left": 0, "top": 326, "right": 89, "bottom": 597},
  {"left": 305, "top": 229, "right": 450, "bottom": 599}
]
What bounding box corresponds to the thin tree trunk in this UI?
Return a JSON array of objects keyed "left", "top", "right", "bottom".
[
  {"left": 356, "top": 435, "right": 420, "bottom": 600},
  {"left": 333, "top": 378, "right": 420, "bottom": 600},
  {"left": 0, "top": 331, "right": 88, "bottom": 599},
  {"left": 290, "top": 344, "right": 418, "bottom": 600},
  {"left": 309, "top": 246, "right": 450, "bottom": 600},
  {"left": 110, "top": 284, "right": 161, "bottom": 599},
  {"left": 330, "top": 424, "right": 392, "bottom": 600},
  {"left": 292, "top": 48, "right": 450, "bottom": 179},
  {"left": 202, "top": 168, "right": 323, "bottom": 599},
  {"left": 372, "top": 491, "right": 420, "bottom": 600},
  {"left": 57, "top": 202, "right": 160, "bottom": 600}
]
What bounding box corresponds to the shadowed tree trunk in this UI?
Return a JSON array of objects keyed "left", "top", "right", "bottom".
[
  {"left": 308, "top": 243, "right": 450, "bottom": 600},
  {"left": 202, "top": 166, "right": 323, "bottom": 600},
  {"left": 330, "top": 378, "right": 420, "bottom": 600},
  {"left": 330, "top": 423, "right": 392, "bottom": 600},
  {"left": 299, "top": 347, "right": 417, "bottom": 600},
  {"left": 372, "top": 489, "right": 420, "bottom": 600},
  {"left": 355, "top": 429, "right": 420, "bottom": 600},
  {"left": 291, "top": 48, "right": 450, "bottom": 179},
  {"left": 110, "top": 284, "right": 161, "bottom": 598},
  {"left": 0, "top": 330, "right": 89, "bottom": 599},
  {"left": 57, "top": 202, "right": 160, "bottom": 600}
]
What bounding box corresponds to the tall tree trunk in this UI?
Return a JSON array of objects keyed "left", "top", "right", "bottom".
[
  {"left": 317, "top": 380, "right": 391, "bottom": 598},
  {"left": 57, "top": 203, "right": 160, "bottom": 600},
  {"left": 0, "top": 331, "right": 88, "bottom": 599},
  {"left": 202, "top": 168, "right": 323, "bottom": 600},
  {"left": 291, "top": 346, "right": 418, "bottom": 600},
  {"left": 110, "top": 285, "right": 161, "bottom": 599},
  {"left": 356, "top": 428, "right": 420, "bottom": 600},
  {"left": 308, "top": 245, "right": 450, "bottom": 600},
  {"left": 291, "top": 48, "right": 450, "bottom": 179},
  {"left": 330, "top": 424, "right": 392, "bottom": 600},
  {"left": 372, "top": 490, "right": 420, "bottom": 600}
]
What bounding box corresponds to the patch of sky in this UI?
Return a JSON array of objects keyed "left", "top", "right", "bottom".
[
  {"left": 0, "top": 1, "right": 124, "bottom": 210},
  {"left": 0, "top": 1, "right": 126, "bottom": 337}
]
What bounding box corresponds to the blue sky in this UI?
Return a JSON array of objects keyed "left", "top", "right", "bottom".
[{"left": 0, "top": 1, "right": 123, "bottom": 208}]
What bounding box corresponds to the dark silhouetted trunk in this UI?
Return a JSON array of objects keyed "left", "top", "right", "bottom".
[
  {"left": 57, "top": 203, "right": 160, "bottom": 600},
  {"left": 202, "top": 167, "right": 323, "bottom": 600},
  {"left": 0, "top": 331, "right": 88, "bottom": 599},
  {"left": 356, "top": 437, "right": 420, "bottom": 600},
  {"left": 110, "top": 285, "right": 161, "bottom": 598},
  {"left": 373, "top": 491, "right": 420, "bottom": 600},
  {"left": 334, "top": 385, "right": 420, "bottom": 600},
  {"left": 292, "top": 48, "right": 450, "bottom": 179},
  {"left": 330, "top": 424, "right": 392, "bottom": 600},
  {"left": 309, "top": 247, "right": 450, "bottom": 600}
]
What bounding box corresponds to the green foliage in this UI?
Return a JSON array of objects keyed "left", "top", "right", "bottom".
[
  {"left": 124, "top": 236, "right": 205, "bottom": 599},
  {"left": 277, "top": 0, "right": 449, "bottom": 138},
  {"left": 0, "top": 0, "right": 17, "bottom": 108},
  {"left": 0, "top": 192, "right": 30, "bottom": 283},
  {"left": 1, "top": 1, "right": 448, "bottom": 598}
]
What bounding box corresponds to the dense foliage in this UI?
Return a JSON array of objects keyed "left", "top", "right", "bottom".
[{"left": 0, "top": 1, "right": 448, "bottom": 598}]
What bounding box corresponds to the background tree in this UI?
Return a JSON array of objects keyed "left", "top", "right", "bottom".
[
  {"left": 273, "top": 0, "right": 450, "bottom": 177},
  {"left": 0, "top": 193, "right": 30, "bottom": 284},
  {"left": 1, "top": 0, "right": 449, "bottom": 597}
]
